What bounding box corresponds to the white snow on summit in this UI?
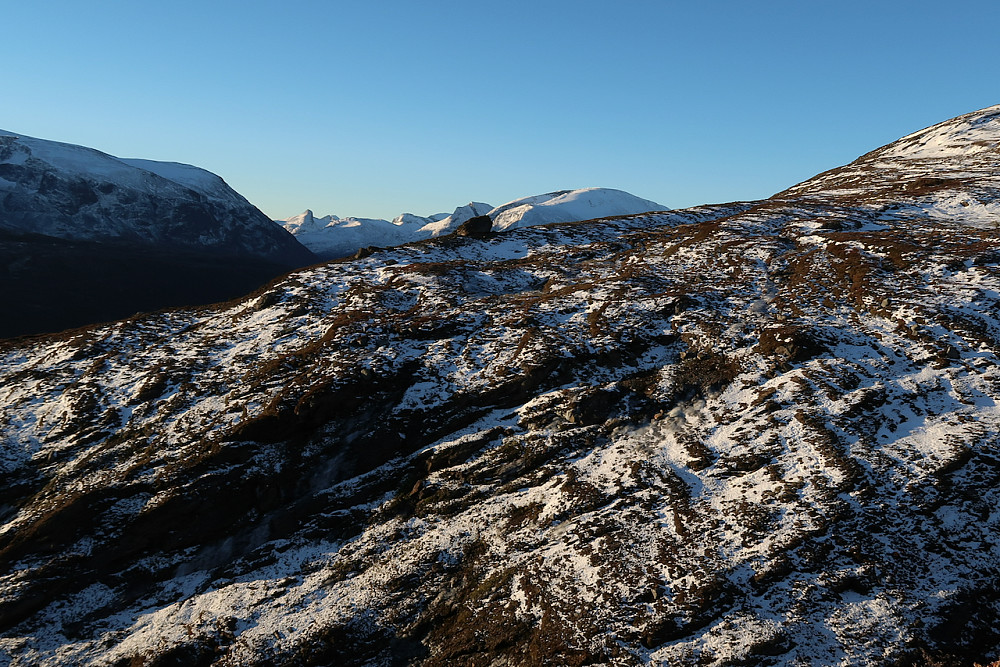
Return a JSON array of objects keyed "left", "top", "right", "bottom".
[
  {"left": 120, "top": 158, "right": 245, "bottom": 204},
  {"left": 876, "top": 104, "right": 1000, "bottom": 160},
  {"left": 1, "top": 130, "right": 157, "bottom": 189},
  {"left": 489, "top": 187, "right": 668, "bottom": 231},
  {"left": 281, "top": 202, "right": 495, "bottom": 259},
  {"left": 0, "top": 129, "right": 312, "bottom": 263},
  {"left": 281, "top": 210, "right": 420, "bottom": 259},
  {"left": 412, "top": 202, "right": 494, "bottom": 237},
  {"left": 281, "top": 188, "right": 668, "bottom": 258},
  {"left": 0, "top": 130, "right": 256, "bottom": 212}
]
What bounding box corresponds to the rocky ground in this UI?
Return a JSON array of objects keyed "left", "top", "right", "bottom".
[{"left": 1, "top": 106, "right": 1000, "bottom": 665}]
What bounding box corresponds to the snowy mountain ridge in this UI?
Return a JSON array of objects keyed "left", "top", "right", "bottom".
[
  {"left": 280, "top": 188, "right": 668, "bottom": 259},
  {"left": 118, "top": 158, "right": 247, "bottom": 205},
  {"left": 877, "top": 103, "right": 1000, "bottom": 160},
  {"left": 779, "top": 104, "right": 1000, "bottom": 206},
  {"left": 2, "top": 106, "right": 1000, "bottom": 666},
  {"left": 0, "top": 129, "right": 309, "bottom": 263},
  {"left": 489, "top": 187, "right": 667, "bottom": 231}
]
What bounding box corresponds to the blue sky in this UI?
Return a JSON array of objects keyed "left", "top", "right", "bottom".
[{"left": 3, "top": 1, "right": 998, "bottom": 220}]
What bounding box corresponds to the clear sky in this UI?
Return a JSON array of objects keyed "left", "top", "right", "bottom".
[{"left": 3, "top": 1, "right": 998, "bottom": 221}]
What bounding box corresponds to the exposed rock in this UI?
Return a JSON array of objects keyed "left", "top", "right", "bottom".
[
  {"left": 352, "top": 245, "right": 380, "bottom": 259},
  {"left": 452, "top": 214, "right": 493, "bottom": 238}
]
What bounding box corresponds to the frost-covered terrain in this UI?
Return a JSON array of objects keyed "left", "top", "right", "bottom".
[
  {"left": 281, "top": 188, "right": 667, "bottom": 259},
  {"left": 2, "top": 106, "right": 1000, "bottom": 666}
]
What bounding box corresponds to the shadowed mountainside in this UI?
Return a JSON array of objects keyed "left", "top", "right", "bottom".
[{"left": 0, "top": 131, "right": 315, "bottom": 338}]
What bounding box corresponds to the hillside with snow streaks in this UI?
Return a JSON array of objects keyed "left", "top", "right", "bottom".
[
  {"left": 281, "top": 188, "right": 667, "bottom": 259},
  {"left": 2, "top": 106, "right": 1000, "bottom": 665}
]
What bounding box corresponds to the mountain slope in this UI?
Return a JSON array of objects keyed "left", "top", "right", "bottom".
[
  {"left": 2, "top": 107, "right": 1000, "bottom": 666},
  {"left": 0, "top": 131, "right": 315, "bottom": 338},
  {"left": 777, "top": 104, "right": 1000, "bottom": 216},
  {"left": 0, "top": 131, "right": 310, "bottom": 262}
]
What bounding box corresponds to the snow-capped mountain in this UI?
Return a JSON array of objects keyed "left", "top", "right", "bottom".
[
  {"left": 0, "top": 131, "right": 315, "bottom": 338},
  {"left": 281, "top": 188, "right": 667, "bottom": 259},
  {"left": 778, "top": 104, "right": 1000, "bottom": 208},
  {"left": 408, "top": 201, "right": 494, "bottom": 239},
  {"left": 489, "top": 187, "right": 667, "bottom": 231},
  {"left": 279, "top": 203, "right": 495, "bottom": 260},
  {"left": 0, "top": 130, "right": 311, "bottom": 263},
  {"left": 3, "top": 106, "right": 1000, "bottom": 666},
  {"left": 281, "top": 210, "right": 415, "bottom": 259}
]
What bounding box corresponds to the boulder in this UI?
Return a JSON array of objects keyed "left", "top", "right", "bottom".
[{"left": 453, "top": 215, "right": 493, "bottom": 239}]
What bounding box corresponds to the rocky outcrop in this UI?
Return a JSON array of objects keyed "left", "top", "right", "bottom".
[{"left": 453, "top": 214, "right": 493, "bottom": 238}]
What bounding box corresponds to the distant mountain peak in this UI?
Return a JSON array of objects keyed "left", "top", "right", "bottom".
[
  {"left": 282, "top": 188, "right": 668, "bottom": 259},
  {"left": 489, "top": 187, "right": 668, "bottom": 231}
]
